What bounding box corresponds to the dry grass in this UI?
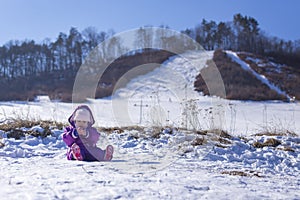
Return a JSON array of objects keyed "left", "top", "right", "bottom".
[
  {"left": 218, "top": 137, "right": 232, "bottom": 145},
  {"left": 191, "top": 137, "right": 205, "bottom": 146},
  {"left": 0, "top": 119, "right": 65, "bottom": 139},
  {"left": 97, "top": 125, "right": 234, "bottom": 149},
  {"left": 277, "top": 146, "right": 295, "bottom": 152},
  {"left": 196, "top": 130, "right": 208, "bottom": 135},
  {"left": 0, "top": 119, "right": 64, "bottom": 132},
  {"left": 215, "top": 143, "right": 228, "bottom": 148},
  {"left": 0, "top": 135, "right": 4, "bottom": 148},
  {"left": 253, "top": 138, "right": 281, "bottom": 148},
  {"left": 208, "top": 129, "right": 233, "bottom": 147},
  {"left": 98, "top": 126, "right": 174, "bottom": 140},
  {"left": 219, "top": 130, "right": 232, "bottom": 139},
  {"left": 97, "top": 127, "right": 125, "bottom": 134},
  {"left": 221, "top": 170, "right": 264, "bottom": 178},
  {"left": 97, "top": 125, "right": 146, "bottom": 134},
  {"left": 253, "top": 131, "right": 298, "bottom": 137}
]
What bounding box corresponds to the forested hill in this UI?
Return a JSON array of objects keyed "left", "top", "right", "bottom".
[{"left": 0, "top": 13, "right": 299, "bottom": 102}]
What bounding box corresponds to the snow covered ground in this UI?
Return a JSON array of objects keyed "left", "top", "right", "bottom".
[
  {"left": 0, "top": 50, "right": 300, "bottom": 199},
  {"left": 0, "top": 118, "right": 299, "bottom": 199}
]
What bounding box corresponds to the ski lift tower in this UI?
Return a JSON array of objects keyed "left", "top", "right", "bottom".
[{"left": 134, "top": 99, "right": 148, "bottom": 124}]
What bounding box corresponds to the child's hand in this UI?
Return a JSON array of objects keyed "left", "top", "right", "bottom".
[{"left": 76, "top": 127, "right": 87, "bottom": 136}]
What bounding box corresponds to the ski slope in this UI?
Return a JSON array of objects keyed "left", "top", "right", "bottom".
[{"left": 113, "top": 50, "right": 214, "bottom": 100}]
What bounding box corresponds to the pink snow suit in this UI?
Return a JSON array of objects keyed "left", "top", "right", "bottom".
[{"left": 62, "top": 105, "right": 106, "bottom": 161}]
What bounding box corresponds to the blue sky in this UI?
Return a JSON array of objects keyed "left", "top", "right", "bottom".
[{"left": 0, "top": 0, "right": 299, "bottom": 45}]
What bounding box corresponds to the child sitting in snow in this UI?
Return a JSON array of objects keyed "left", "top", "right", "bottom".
[{"left": 62, "top": 105, "right": 113, "bottom": 161}]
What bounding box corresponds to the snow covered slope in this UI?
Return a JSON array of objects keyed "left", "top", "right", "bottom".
[
  {"left": 226, "top": 50, "right": 290, "bottom": 100},
  {"left": 113, "top": 50, "right": 214, "bottom": 100}
]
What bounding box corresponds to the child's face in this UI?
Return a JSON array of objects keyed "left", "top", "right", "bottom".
[{"left": 75, "top": 120, "right": 88, "bottom": 129}]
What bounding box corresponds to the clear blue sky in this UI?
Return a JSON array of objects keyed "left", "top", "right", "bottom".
[{"left": 0, "top": 0, "right": 299, "bottom": 46}]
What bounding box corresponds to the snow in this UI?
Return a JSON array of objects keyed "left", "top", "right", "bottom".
[
  {"left": 113, "top": 50, "right": 213, "bottom": 100},
  {"left": 245, "top": 56, "right": 283, "bottom": 73},
  {"left": 34, "top": 95, "right": 51, "bottom": 102},
  {"left": 0, "top": 50, "right": 300, "bottom": 199},
  {"left": 1, "top": 123, "right": 299, "bottom": 199}
]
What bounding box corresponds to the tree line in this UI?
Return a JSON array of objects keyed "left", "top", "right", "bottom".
[
  {"left": 0, "top": 27, "right": 110, "bottom": 80},
  {"left": 0, "top": 13, "right": 299, "bottom": 101},
  {"left": 182, "top": 14, "right": 300, "bottom": 66}
]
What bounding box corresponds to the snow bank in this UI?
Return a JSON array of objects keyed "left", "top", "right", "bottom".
[
  {"left": 0, "top": 128, "right": 65, "bottom": 158},
  {"left": 203, "top": 135, "right": 300, "bottom": 176}
]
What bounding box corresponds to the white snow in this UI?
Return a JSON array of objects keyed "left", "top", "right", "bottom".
[
  {"left": 245, "top": 56, "right": 283, "bottom": 72},
  {"left": 113, "top": 50, "right": 214, "bottom": 100},
  {"left": 0, "top": 50, "right": 300, "bottom": 199},
  {"left": 34, "top": 95, "right": 51, "bottom": 102}
]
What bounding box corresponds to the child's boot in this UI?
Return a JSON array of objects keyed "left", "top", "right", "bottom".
[
  {"left": 104, "top": 145, "right": 114, "bottom": 161},
  {"left": 71, "top": 143, "right": 83, "bottom": 161}
]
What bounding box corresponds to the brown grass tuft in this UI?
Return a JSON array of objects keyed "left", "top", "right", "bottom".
[
  {"left": 221, "top": 170, "right": 264, "bottom": 178},
  {"left": 191, "top": 137, "right": 205, "bottom": 146},
  {"left": 97, "top": 126, "right": 146, "bottom": 134},
  {"left": 277, "top": 146, "right": 295, "bottom": 152},
  {"left": 215, "top": 143, "right": 228, "bottom": 148},
  {"left": 196, "top": 130, "right": 208, "bottom": 135},
  {"left": 253, "top": 131, "right": 298, "bottom": 137},
  {"left": 0, "top": 136, "right": 4, "bottom": 148},
  {"left": 253, "top": 138, "right": 281, "bottom": 148}
]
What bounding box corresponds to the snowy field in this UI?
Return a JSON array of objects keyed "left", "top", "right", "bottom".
[{"left": 0, "top": 51, "right": 300, "bottom": 199}]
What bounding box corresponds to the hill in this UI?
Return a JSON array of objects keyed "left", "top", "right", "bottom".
[
  {"left": 0, "top": 50, "right": 174, "bottom": 102},
  {"left": 195, "top": 49, "right": 299, "bottom": 101},
  {"left": 1, "top": 48, "right": 299, "bottom": 102}
]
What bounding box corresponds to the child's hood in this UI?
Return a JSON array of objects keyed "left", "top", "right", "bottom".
[{"left": 68, "top": 105, "right": 95, "bottom": 127}]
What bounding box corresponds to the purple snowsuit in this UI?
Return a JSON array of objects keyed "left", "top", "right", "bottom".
[{"left": 62, "top": 105, "right": 105, "bottom": 161}]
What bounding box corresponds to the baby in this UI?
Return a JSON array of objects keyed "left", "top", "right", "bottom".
[{"left": 62, "top": 105, "right": 113, "bottom": 161}]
